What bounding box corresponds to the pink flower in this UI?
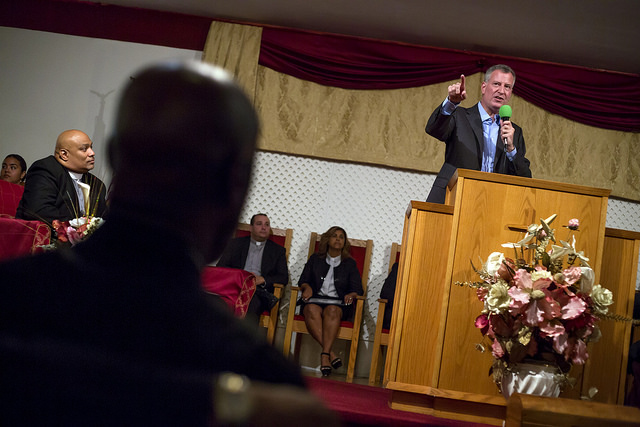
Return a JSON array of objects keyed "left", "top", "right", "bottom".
[
  {"left": 560, "top": 295, "right": 587, "bottom": 320},
  {"left": 497, "top": 257, "right": 516, "bottom": 281},
  {"left": 553, "top": 332, "right": 568, "bottom": 354},
  {"left": 562, "top": 267, "right": 582, "bottom": 286},
  {"left": 564, "top": 308, "right": 596, "bottom": 335},
  {"left": 475, "top": 314, "right": 489, "bottom": 335},
  {"left": 509, "top": 269, "right": 560, "bottom": 326},
  {"left": 509, "top": 269, "right": 533, "bottom": 308},
  {"left": 476, "top": 287, "right": 488, "bottom": 302},
  {"left": 568, "top": 218, "right": 580, "bottom": 230},
  {"left": 539, "top": 320, "right": 565, "bottom": 337},
  {"left": 52, "top": 220, "right": 69, "bottom": 242},
  {"left": 492, "top": 339, "right": 505, "bottom": 358},
  {"left": 66, "top": 227, "right": 84, "bottom": 246},
  {"left": 564, "top": 337, "right": 588, "bottom": 364}
]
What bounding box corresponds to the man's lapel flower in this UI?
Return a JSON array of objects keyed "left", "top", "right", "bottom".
[{"left": 42, "top": 216, "right": 105, "bottom": 250}]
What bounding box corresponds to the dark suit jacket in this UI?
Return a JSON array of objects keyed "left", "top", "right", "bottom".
[
  {"left": 298, "top": 253, "right": 363, "bottom": 300},
  {"left": 216, "top": 236, "right": 288, "bottom": 294},
  {"left": 0, "top": 213, "right": 304, "bottom": 424},
  {"left": 16, "top": 155, "right": 107, "bottom": 224},
  {"left": 425, "top": 103, "right": 532, "bottom": 203},
  {"left": 379, "top": 262, "right": 398, "bottom": 330}
]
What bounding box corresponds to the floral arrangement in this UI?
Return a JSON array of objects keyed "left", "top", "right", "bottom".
[
  {"left": 41, "top": 216, "right": 104, "bottom": 249},
  {"left": 43, "top": 177, "right": 106, "bottom": 249},
  {"left": 457, "top": 214, "right": 615, "bottom": 387}
]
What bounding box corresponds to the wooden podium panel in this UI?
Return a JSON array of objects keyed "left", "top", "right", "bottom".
[
  {"left": 584, "top": 227, "right": 640, "bottom": 404},
  {"left": 384, "top": 169, "right": 623, "bottom": 422},
  {"left": 384, "top": 201, "right": 454, "bottom": 387},
  {"left": 439, "top": 171, "right": 609, "bottom": 396}
]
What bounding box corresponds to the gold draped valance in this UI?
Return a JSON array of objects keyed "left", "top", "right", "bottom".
[{"left": 203, "top": 21, "right": 640, "bottom": 202}]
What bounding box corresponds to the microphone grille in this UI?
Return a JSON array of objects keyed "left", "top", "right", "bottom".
[{"left": 499, "top": 105, "right": 512, "bottom": 120}]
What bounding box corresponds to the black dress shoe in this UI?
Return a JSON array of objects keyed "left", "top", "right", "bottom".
[
  {"left": 320, "top": 352, "right": 332, "bottom": 376},
  {"left": 330, "top": 357, "right": 342, "bottom": 370}
]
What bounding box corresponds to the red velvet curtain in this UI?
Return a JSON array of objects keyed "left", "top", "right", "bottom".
[{"left": 260, "top": 27, "right": 640, "bottom": 132}]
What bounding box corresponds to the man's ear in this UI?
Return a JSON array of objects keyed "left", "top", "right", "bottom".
[{"left": 58, "top": 149, "right": 69, "bottom": 162}]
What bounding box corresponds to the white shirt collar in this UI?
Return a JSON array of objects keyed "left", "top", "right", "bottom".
[
  {"left": 68, "top": 170, "right": 83, "bottom": 181},
  {"left": 250, "top": 238, "right": 264, "bottom": 246}
]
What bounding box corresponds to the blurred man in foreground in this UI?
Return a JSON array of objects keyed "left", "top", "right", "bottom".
[{"left": 0, "top": 61, "right": 337, "bottom": 426}]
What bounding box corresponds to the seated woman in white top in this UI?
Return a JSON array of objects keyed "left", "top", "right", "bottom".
[{"left": 297, "top": 226, "right": 363, "bottom": 376}]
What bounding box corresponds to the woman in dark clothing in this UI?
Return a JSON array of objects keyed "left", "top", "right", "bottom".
[{"left": 298, "top": 226, "right": 363, "bottom": 376}]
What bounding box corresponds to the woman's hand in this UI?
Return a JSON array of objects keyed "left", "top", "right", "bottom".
[
  {"left": 343, "top": 292, "right": 358, "bottom": 305},
  {"left": 300, "top": 284, "right": 313, "bottom": 301}
]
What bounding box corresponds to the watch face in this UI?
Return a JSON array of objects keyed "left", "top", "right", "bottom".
[{"left": 215, "top": 372, "right": 252, "bottom": 424}]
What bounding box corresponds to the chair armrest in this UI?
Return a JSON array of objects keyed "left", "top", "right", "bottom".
[{"left": 272, "top": 283, "right": 285, "bottom": 299}]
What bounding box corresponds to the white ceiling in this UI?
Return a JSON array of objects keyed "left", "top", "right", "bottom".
[{"left": 90, "top": 0, "right": 640, "bottom": 75}]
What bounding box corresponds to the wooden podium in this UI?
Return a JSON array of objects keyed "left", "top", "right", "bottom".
[{"left": 384, "top": 169, "right": 638, "bottom": 425}]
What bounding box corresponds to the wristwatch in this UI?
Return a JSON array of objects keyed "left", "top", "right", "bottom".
[{"left": 214, "top": 372, "right": 253, "bottom": 426}]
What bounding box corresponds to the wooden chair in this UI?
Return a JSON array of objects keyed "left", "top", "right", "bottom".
[
  {"left": 283, "top": 232, "right": 373, "bottom": 382},
  {"left": 235, "top": 223, "right": 293, "bottom": 345},
  {"left": 368, "top": 242, "right": 401, "bottom": 385}
]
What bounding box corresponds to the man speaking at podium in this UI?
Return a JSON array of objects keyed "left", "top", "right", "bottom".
[{"left": 425, "top": 64, "right": 532, "bottom": 203}]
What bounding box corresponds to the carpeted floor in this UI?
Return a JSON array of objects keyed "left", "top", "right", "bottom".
[{"left": 305, "top": 376, "right": 493, "bottom": 427}]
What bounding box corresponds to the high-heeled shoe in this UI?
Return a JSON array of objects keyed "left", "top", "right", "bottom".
[
  {"left": 330, "top": 356, "right": 342, "bottom": 370},
  {"left": 320, "top": 352, "right": 332, "bottom": 377}
]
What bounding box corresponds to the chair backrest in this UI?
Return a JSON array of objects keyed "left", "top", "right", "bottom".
[
  {"left": 389, "top": 242, "right": 401, "bottom": 273},
  {"left": 0, "top": 179, "right": 24, "bottom": 218},
  {"left": 236, "top": 223, "right": 293, "bottom": 262},
  {"left": 0, "top": 218, "right": 51, "bottom": 261},
  {"left": 307, "top": 231, "right": 374, "bottom": 292}
]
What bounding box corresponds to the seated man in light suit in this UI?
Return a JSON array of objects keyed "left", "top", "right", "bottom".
[
  {"left": 425, "top": 64, "right": 531, "bottom": 203},
  {"left": 217, "top": 213, "right": 289, "bottom": 325},
  {"left": 16, "top": 129, "right": 107, "bottom": 224},
  {"left": 0, "top": 61, "right": 337, "bottom": 426}
]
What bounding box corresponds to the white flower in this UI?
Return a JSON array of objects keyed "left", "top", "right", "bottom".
[
  {"left": 579, "top": 267, "right": 594, "bottom": 293},
  {"left": 590, "top": 284, "right": 613, "bottom": 315},
  {"left": 531, "top": 269, "right": 552, "bottom": 282},
  {"left": 69, "top": 217, "right": 88, "bottom": 228},
  {"left": 485, "top": 252, "right": 505, "bottom": 277},
  {"left": 485, "top": 281, "right": 511, "bottom": 314}
]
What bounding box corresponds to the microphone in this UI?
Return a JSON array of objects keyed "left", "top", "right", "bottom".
[{"left": 498, "top": 105, "right": 512, "bottom": 146}]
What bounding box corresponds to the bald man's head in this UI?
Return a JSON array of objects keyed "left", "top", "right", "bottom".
[
  {"left": 107, "top": 61, "right": 259, "bottom": 263},
  {"left": 54, "top": 130, "right": 95, "bottom": 174}
]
